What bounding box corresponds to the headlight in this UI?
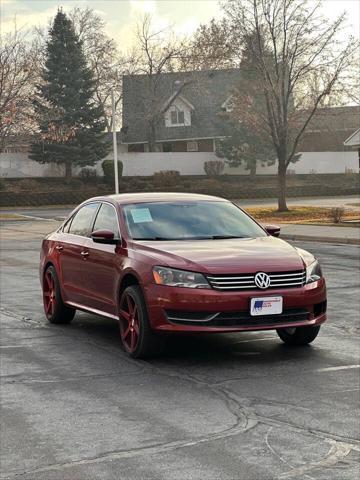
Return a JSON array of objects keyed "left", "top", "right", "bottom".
[
  {"left": 306, "top": 260, "right": 322, "bottom": 284},
  {"left": 153, "top": 266, "right": 211, "bottom": 289}
]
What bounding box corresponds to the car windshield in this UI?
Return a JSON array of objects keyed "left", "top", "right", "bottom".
[{"left": 123, "top": 201, "right": 267, "bottom": 240}]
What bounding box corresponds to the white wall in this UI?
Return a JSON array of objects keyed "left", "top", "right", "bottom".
[
  {"left": 0, "top": 153, "right": 66, "bottom": 177},
  {"left": 289, "top": 151, "right": 358, "bottom": 174},
  {"left": 0, "top": 150, "right": 358, "bottom": 178},
  {"left": 120, "top": 152, "right": 218, "bottom": 175},
  {"left": 224, "top": 151, "right": 358, "bottom": 175}
]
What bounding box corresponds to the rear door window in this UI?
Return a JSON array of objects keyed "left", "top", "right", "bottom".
[{"left": 68, "top": 203, "right": 99, "bottom": 237}]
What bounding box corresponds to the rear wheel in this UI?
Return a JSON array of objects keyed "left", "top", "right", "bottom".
[
  {"left": 43, "top": 266, "right": 75, "bottom": 324},
  {"left": 119, "top": 285, "right": 165, "bottom": 358},
  {"left": 277, "top": 325, "right": 320, "bottom": 345}
]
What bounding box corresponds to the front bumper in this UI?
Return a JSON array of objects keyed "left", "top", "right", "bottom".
[{"left": 144, "top": 278, "right": 327, "bottom": 333}]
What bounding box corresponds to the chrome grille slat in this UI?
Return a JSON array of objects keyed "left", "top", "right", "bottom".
[
  {"left": 207, "top": 270, "right": 306, "bottom": 291},
  {"left": 270, "top": 278, "right": 304, "bottom": 282},
  {"left": 207, "top": 276, "right": 254, "bottom": 280},
  {"left": 211, "top": 280, "right": 257, "bottom": 285},
  {"left": 270, "top": 272, "right": 306, "bottom": 278}
]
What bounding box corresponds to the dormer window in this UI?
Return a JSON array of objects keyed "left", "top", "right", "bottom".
[
  {"left": 164, "top": 96, "right": 194, "bottom": 128},
  {"left": 170, "top": 108, "right": 185, "bottom": 125},
  {"left": 221, "top": 95, "right": 234, "bottom": 113}
]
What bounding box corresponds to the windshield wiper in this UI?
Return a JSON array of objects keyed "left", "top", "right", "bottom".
[
  {"left": 132, "top": 236, "right": 181, "bottom": 241},
  {"left": 209, "top": 235, "right": 245, "bottom": 239},
  {"left": 132, "top": 235, "right": 246, "bottom": 241}
]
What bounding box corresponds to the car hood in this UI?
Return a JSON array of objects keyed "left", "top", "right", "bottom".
[{"left": 132, "top": 236, "right": 306, "bottom": 274}]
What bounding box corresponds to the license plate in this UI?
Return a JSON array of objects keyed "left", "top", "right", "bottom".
[{"left": 250, "top": 296, "right": 283, "bottom": 316}]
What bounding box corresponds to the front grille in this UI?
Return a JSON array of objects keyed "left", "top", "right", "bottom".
[
  {"left": 207, "top": 270, "right": 306, "bottom": 291},
  {"left": 166, "top": 308, "right": 309, "bottom": 327}
]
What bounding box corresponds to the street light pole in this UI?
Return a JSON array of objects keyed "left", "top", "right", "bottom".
[{"left": 111, "top": 89, "right": 119, "bottom": 194}]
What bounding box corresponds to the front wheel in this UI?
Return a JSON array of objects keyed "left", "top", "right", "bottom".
[
  {"left": 119, "top": 285, "right": 165, "bottom": 358},
  {"left": 277, "top": 325, "right": 321, "bottom": 346}
]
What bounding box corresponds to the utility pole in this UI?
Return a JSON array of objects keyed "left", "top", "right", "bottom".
[{"left": 111, "top": 89, "right": 119, "bottom": 194}]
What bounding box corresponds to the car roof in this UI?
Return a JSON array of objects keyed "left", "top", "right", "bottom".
[{"left": 91, "top": 192, "right": 229, "bottom": 205}]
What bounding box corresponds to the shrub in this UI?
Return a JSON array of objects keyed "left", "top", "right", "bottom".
[
  {"left": 67, "top": 178, "right": 83, "bottom": 189},
  {"left": 204, "top": 160, "right": 225, "bottom": 177},
  {"left": 102, "top": 159, "right": 123, "bottom": 184},
  {"left": 329, "top": 207, "right": 345, "bottom": 224},
  {"left": 153, "top": 170, "right": 180, "bottom": 187},
  {"left": 79, "top": 168, "right": 97, "bottom": 178}
]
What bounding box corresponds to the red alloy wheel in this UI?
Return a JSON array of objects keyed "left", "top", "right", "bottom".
[
  {"left": 119, "top": 292, "right": 141, "bottom": 353},
  {"left": 43, "top": 270, "right": 56, "bottom": 318}
]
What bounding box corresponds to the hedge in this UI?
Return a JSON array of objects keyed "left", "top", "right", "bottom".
[{"left": 0, "top": 174, "right": 358, "bottom": 207}]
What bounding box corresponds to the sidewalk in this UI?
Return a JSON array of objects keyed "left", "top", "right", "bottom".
[
  {"left": 235, "top": 195, "right": 360, "bottom": 211},
  {"left": 280, "top": 224, "right": 360, "bottom": 245}
]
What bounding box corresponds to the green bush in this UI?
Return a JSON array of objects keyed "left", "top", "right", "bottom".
[
  {"left": 204, "top": 160, "right": 225, "bottom": 177},
  {"left": 102, "top": 159, "right": 123, "bottom": 184},
  {"left": 153, "top": 170, "right": 180, "bottom": 187},
  {"left": 79, "top": 168, "right": 97, "bottom": 178}
]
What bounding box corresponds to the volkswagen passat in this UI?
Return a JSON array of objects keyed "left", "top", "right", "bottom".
[{"left": 40, "top": 193, "right": 327, "bottom": 358}]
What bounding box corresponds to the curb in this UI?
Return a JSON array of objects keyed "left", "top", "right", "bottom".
[{"left": 281, "top": 234, "right": 360, "bottom": 245}]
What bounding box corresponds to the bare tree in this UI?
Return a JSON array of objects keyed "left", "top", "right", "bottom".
[
  {"left": 69, "top": 7, "right": 134, "bottom": 132},
  {"left": 222, "top": 0, "right": 358, "bottom": 211},
  {"left": 180, "top": 18, "right": 239, "bottom": 71},
  {"left": 0, "top": 25, "right": 41, "bottom": 149},
  {"left": 133, "top": 14, "right": 190, "bottom": 151}
]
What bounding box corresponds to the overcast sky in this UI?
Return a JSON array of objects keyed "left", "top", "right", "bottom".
[{"left": 1, "top": 0, "right": 359, "bottom": 49}]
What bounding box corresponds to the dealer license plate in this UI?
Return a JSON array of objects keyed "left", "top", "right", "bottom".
[{"left": 250, "top": 297, "right": 283, "bottom": 316}]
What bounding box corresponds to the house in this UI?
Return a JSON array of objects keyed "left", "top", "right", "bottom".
[
  {"left": 121, "top": 69, "right": 242, "bottom": 153},
  {"left": 1, "top": 70, "right": 358, "bottom": 177},
  {"left": 299, "top": 106, "right": 360, "bottom": 152},
  {"left": 121, "top": 68, "right": 359, "bottom": 169},
  {"left": 344, "top": 128, "right": 360, "bottom": 171}
]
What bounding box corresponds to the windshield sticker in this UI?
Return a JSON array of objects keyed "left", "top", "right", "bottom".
[{"left": 131, "top": 208, "right": 153, "bottom": 223}]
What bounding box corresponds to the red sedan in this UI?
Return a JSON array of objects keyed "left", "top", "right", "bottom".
[{"left": 40, "top": 193, "right": 327, "bottom": 358}]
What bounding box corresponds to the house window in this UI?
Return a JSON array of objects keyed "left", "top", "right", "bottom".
[
  {"left": 187, "top": 141, "right": 198, "bottom": 152},
  {"left": 163, "top": 143, "right": 173, "bottom": 152},
  {"left": 128, "top": 143, "right": 145, "bottom": 152},
  {"left": 170, "top": 109, "right": 185, "bottom": 125}
]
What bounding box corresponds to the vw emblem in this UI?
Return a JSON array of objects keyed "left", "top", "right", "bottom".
[{"left": 254, "top": 272, "right": 271, "bottom": 289}]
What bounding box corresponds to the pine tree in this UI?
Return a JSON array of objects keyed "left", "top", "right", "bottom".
[
  {"left": 30, "top": 10, "right": 110, "bottom": 178},
  {"left": 216, "top": 32, "right": 276, "bottom": 176}
]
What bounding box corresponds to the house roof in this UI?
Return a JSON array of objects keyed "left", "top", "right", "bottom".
[
  {"left": 304, "top": 106, "right": 359, "bottom": 133},
  {"left": 299, "top": 105, "right": 360, "bottom": 152},
  {"left": 121, "top": 69, "right": 242, "bottom": 144},
  {"left": 344, "top": 128, "right": 360, "bottom": 148}
]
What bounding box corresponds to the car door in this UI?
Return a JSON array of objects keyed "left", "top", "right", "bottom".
[
  {"left": 56, "top": 202, "right": 100, "bottom": 305},
  {"left": 81, "top": 202, "right": 124, "bottom": 316}
]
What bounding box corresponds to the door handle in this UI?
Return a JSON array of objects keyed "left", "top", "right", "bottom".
[
  {"left": 56, "top": 245, "right": 63, "bottom": 252},
  {"left": 81, "top": 251, "right": 89, "bottom": 258}
]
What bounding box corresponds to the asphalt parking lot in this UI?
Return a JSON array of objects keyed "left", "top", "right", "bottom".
[{"left": 1, "top": 219, "right": 359, "bottom": 480}]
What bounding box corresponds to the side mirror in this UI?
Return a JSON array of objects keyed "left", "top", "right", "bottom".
[
  {"left": 91, "top": 229, "right": 118, "bottom": 244},
  {"left": 264, "top": 224, "right": 281, "bottom": 237}
]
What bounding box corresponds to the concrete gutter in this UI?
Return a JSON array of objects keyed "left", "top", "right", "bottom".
[
  {"left": 281, "top": 234, "right": 360, "bottom": 245},
  {"left": 279, "top": 223, "right": 360, "bottom": 245}
]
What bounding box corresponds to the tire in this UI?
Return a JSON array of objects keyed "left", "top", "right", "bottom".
[
  {"left": 42, "top": 266, "right": 75, "bottom": 324},
  {"left": 118, "top": 285, "right": 165, "bottom": 358},
  {"left": 276, "top": 325, "right": 321, "bottom": 346}
]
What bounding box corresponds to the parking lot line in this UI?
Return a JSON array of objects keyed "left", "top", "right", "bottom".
[{"left": 316, "top": 364, "right": 360, "bottom": 372}]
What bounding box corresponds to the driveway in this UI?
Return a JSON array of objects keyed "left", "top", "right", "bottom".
[{"left": 1, "top": 220, "right": 359, "bottom": 479}]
